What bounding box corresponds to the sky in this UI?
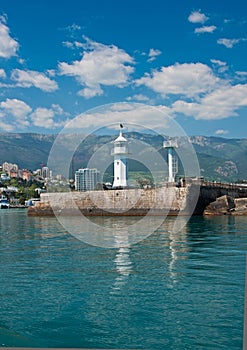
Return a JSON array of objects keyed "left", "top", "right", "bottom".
[{"left": 0, "top": 0, "right": 246, "bottom": 138}]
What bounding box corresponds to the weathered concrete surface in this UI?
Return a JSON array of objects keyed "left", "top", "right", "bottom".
[
  {"left": 27, "top": 182, "right": 247, "bottom": 217},
  {"left": 204, "top": 195, "right": 247, "bottom": 216},
  {"left": 28, "top": 186, "right": 195, "bottom": 216}
]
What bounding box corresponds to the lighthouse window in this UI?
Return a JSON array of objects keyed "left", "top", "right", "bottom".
[
  {"left": 117, "top": 177, "right": 119, "bottom": 180},
  {"left": 117, "top": 161, "right": 119, "bottom": 165}
]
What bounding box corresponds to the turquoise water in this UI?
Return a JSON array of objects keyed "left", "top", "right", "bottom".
[{"left": 0, "top": 209, "right": 246, "bottom": 349}]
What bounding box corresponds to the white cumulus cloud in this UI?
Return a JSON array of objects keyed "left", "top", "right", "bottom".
[
  {"left": 30, "top": 104, "right": 67, "bottom": 129},
  {"left": 77, "top": 85, "right": 103, "bottom": 98},
  {"left": 236, "top": 71, "right": 247, "bottom": 76},
  {"left": 215, "top": 129, "right": 229, "bottom": 135},
  {"left": 0, "top": 98, "right": 32, "bottom": 128},
  {"left": 11, "top": 69, "right": 58, "bottom": 92},
  {"left": 136, "top": 62, "right": 221, "bottom": 98},
  {"left": 0, "top": 120, "right": 14, "bottom": 131},
  {"left": 172, "top": 84, "right": 247, "bottom": 120},
  {"left": 217, "top": 38, "right": 247, "bottom": 48},
  {"left": 0, "top": 99, "right": 68, "bottom": 131},
  {"left": 210, "top": 59, "right": 228, "bottom": 73},
  {"left": 195, "top": 25, "right": 216, "bottom": 34},
  {"left": 148, "top": 48, "right": 162, "bottom": 62},
  {"left": 126, "top": 94, "right": 150, "bottom": 102},
  {"left": 59, "top": 36, "right": 135, "bottom": 98},
  {"left": 136, "top": 61, "right": 247, "bottom": 121},
  {"left": 0, "top": 18, "right": 19, "bottom": 58},
  {"left": 235, "top": 71, "right": 247, "bottom": 81},
  {"left": 210, "top": 59, "right": 227, "bottom": 66},
  {"left": 66, "top": 103, "right": 174, "bottom": 133},
  {"left": 0, "top": 68, "right": 6, "bottom": 78},
  {"left": 188, "top": 11, "right": 208, "bottom": 24}
]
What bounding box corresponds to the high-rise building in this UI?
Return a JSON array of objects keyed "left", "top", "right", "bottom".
[
  {"left": 2, "top": 162, "right": 18, "bottom": 174},
  {"left": 75, "top": 168, "right": 100, "bottom": 191},
  {"left": 41, "top": 166, "right": 51, "bottom": 179}
]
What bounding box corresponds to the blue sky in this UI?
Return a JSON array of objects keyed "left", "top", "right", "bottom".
[{"left": 0, "top": 0, "right": 246, "bottom": 137}]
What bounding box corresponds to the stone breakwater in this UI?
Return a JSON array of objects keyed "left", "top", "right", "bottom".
[
  {"left": 27, "top": 186, "right": 197, "bottom": 217},
  {"left": 27, "top": 182, "right": 247, "bottom": 217}
]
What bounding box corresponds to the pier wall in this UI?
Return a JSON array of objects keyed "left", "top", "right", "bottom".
[
  {"left": 27, "top": 182, "right": 247, "bottom": 217},
  {"left": 28, "top": 186, "right": 192, "bottom": 216}
]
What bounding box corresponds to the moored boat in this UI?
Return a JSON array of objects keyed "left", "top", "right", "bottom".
[{"left": 0, "top": 195, "right": 10, "bottom": 209}]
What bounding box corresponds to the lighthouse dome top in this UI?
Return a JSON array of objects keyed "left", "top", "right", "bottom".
[{"left": 114, "top": 131, "right": 127, "bottom": 143}]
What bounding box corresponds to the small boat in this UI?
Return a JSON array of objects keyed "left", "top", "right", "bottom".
[{"left": 0, "top": 195, "right": 10, "bottom": 209}]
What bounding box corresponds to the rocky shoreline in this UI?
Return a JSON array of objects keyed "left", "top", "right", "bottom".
[{"left": 204, "top": 195, "right": 247, "bottom": 216}]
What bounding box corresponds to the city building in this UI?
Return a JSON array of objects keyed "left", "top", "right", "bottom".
[
  {"left": 10, "top": 170, "right": 19, "bottom": 178},
  {"left": 2, "top": 162, "right": 18, "bottom": 174},
  {"left": 33, "top": 169, "right": 42, "bottom": 176},
  {"left": 75, "top": 168, "right": 100, "bottom": 191},
  {"left": 41, "top": 166, "right": 51, "bottom": 179},
  {"left": 22, "top": 169, "right": 33, "bottom": 182}
]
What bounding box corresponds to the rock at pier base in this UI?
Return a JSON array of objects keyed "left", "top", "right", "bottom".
[
  {"left": 204, "top": 195, "right": 247, "bottom": 216},
  {"left": 234, "top": 198, "right": 247, "bottom": 215}
]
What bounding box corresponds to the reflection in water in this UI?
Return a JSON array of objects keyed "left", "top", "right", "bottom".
[
  {"left": 159, "top": 218, "right": 189, "bottom": 285},
  {"left": 112, "top": 247, "right": 132, "bottom": 292},
  {"left": 202, "top": 215, "right": 237, "bottom": 234},
  {"left": 168, "top": 231, "right": 178, "bottom": 285},
  {"left": 55, "top": 213, "right": 165, "bottom": 248},
  {"left": 111, "top": 231, "right": 132, "bottom": 293},
  {"left": 227, "top": 215, "right": 236, "bottom": 229}
]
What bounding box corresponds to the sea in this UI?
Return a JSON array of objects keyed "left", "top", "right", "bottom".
[{"left": 0, "top": 208, "right": 247, "bottom": 349}]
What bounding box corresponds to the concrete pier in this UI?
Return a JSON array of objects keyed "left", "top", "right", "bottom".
[
  {"left": 27, "top": 181, "right": 247, "bottom": 217},
  {"left": 27, "top": 186, "right": 193, "bottom": 216}
]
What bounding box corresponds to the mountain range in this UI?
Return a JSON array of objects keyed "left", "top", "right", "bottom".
[{"left": 0, "top": 132, "right": 246, "bottom": 183}]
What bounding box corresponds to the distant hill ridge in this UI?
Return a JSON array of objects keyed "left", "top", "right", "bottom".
[{"left": 0, "top": 132, "right": 246, "bottom": 182}]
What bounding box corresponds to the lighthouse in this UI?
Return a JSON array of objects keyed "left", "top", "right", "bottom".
[
  {"left": 163, "top": 139, "right": 178, "bottom": 183},
  {"left": 112, "top": 126, "right": 129, "bottom": 188}
]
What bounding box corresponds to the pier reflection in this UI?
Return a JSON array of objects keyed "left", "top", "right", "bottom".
[
  {"left": 159, "top": 217, "right": 189, "bottom": 285},
  {"left": 52, "top": 210, "right": 165, "bottom": 248}
]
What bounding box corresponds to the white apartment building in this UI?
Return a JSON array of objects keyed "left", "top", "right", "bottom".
[
  {"left": 2, "top": 162, "right": 19, "bottom": 174},
  {"left": 75, "top": 168, "right": 100, "bottom": 191}
]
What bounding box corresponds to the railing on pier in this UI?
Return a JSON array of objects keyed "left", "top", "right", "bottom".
[{"left": 200, "top": 180, "right": 247, "bottom": 191}]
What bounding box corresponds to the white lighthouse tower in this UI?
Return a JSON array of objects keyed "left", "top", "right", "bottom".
[
  {"left": 112, "top": 126, "right": 129, "bottom": 188},
  {"left": 163, "top": 139, "right": 178, "bottom": 183}
]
